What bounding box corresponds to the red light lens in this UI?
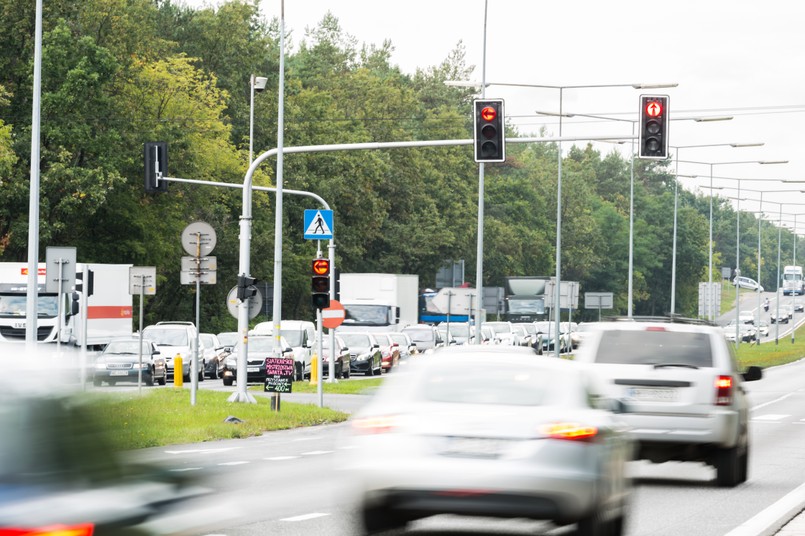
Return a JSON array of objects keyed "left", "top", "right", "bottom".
[
  {"left": 351, "top": 415, "right": 401, "bottom": 434},
  {"left": 542, "top": 422, "right": 598, "bottom": 442},
  {"left": 481, "top": 106, "right": 497, "bottom": 121},
  {"left": 645, "top": 100, "right": 663, "bottom": 117},
  {"left": 0, "top": 526, "right": 96, "bottom": 536},
  {"left": 715, "top": 375, "right": 733, "bottom": 406}
]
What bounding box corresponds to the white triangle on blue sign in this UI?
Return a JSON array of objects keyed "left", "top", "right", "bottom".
[{"left": 305, "top": 210, "right": 332, "bottom": 237}]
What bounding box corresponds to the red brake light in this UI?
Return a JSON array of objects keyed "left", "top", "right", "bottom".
[
  {"left": 645, "top": 326, "right": 667, "bottom": 332},
  {"left": 715, "top": 375, "right": 733, "bottom": 406},
  {"left": 542, "top": 423, "right": 598, "bottom": 442},
  {"left": 351, "top": 415, "right": 401, "bottom": 434},
  {"left": 0, "top": 525, "right": 95, "bottom": 536}
]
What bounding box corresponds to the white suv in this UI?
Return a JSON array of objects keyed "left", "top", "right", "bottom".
[
  {"left": 142, "top": 321, "right": 204, "bottom": 382},
  {"left": 574, "top": 318, "right": 762, "bottom": 487}
]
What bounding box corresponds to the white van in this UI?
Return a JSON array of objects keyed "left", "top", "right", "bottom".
[
  {"left": 250, "top": 320, "right": 315, "bottom": 380},
  {"left": 142, "top": 321, "right": 203, "bottom": 382}
]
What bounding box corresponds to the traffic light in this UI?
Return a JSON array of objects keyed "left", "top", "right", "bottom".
[
  {"left": 144, "top": 141, "right": 168, "bottom": 193},
  {"left": 638, "top": 95, "right": 669, "bottom": 159},
  {"left": 236, "top": 274, "right": 258, "bottom": 301},
  {"left": 75, "top": 269, "right": 94, "bottom": 297},
  {"left": 473, "top": 99, "right": 505, "bottom": 163},
  {"left": 311, "top": 258, "right": 330, "bottom": 309}
]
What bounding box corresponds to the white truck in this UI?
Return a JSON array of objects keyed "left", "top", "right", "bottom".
[
  {"left": 338, "top": 273, "right": 419, "bottom": 332},
  {"left": 0, "top": 262, "right": 133, "bottom": 349},
  {"left": 782, "top": 265, "right": 804, "bottom": 296}
]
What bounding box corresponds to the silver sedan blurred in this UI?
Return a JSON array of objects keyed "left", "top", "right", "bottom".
[{"left": 341, "top": 350, "right": 634, "bottom": 535}]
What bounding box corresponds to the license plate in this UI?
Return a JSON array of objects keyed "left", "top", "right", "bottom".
[
  {"left": 13, "top": 322, "right": 25, "bottom": 329},
  {"left": 627, "top": 387, "right": 677, "bottom": 401},
  {"left": 247, "top": 366, "right": 259, "bottom": 373},
  {"left": 442, "top": 437, "right": 503, "bottom": 458},
  {"left": 110, "top": 371, "right": 129, "bottom": 377}
]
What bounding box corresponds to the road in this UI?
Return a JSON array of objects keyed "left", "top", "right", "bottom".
[
  {"left": 108, "top": 356, "right": 805, "bottom": 536},
  {"left": 719, "top": 290, "right": 805, "bottom": 344}
]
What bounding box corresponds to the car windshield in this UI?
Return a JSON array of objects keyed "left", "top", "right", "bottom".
[
  {"left": 594, "top": 329, "right": 713, "bottom": 367},
  {"left": 373, "top": 334, "right": 391, "bottom": 346},
  {"left": 218, "top": 332, "right": 238, "bottom": 346},
  {"left": 388, "top": 334, "right": 409, "bottom": 346},
  {"left": 339, "top": 333, "right": 372, "bottom": 348},
  {"left": 280, "top": 329, "right": 304, "bottom": 347},
  {"left": 442, "top": 324, "right": 471, "bottom": 337},
  {"left": 248, "top": 337, "right": 275, "bottom": 353},
  {"left": 142, "top": 328, "right": 188, "bottom": 346},
  {"left": 200, "top": 334, "right": 215, "bottom": 348},
  {"left": 403, "top": 329, "right": 435, "bottom": 343},
  {"left": 416, "top": 363, "right": 569, "bottom": 407},
  {"left": 103, "top": 340, "right": 151, "bottom": 355},
  {"left": 0, "top": 294, "right": 58, "bottom": 318},
  {"left": 486, "top": 322, "right": 511, "bottom": 334}
]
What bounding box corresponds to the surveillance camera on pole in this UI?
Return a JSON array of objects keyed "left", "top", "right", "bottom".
[{"left": 253, "top": 76, "right": 268, "bottom": 93}]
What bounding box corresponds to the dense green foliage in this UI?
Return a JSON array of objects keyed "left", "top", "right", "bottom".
[{"left": 0, "top": 0, "right": 799, "bottom": 331}]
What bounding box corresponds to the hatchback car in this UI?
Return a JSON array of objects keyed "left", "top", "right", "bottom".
[
  {"left": 733, "top": 276, "right": 764, "bottom": 292},
  {"left": 343, "top": 351, "right": 633, "bottom": 535},
  {"left": 574, "top": 318, "right": 763, "bottom": 487},
  {"left": 93, "top": 336, "right": 166, "bottom": 386}
]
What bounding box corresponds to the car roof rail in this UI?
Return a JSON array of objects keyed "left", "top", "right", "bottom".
[{"left": 601, "top": 314, "right": 718, "bottom": 327}]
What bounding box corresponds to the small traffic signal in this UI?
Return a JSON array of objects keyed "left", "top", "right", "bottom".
[
  {"left": 144, "top": 141, "right": 168, "bottom": 193},
  {"left": 638, "top": 95, "right": 669, "bottom": 159},
  {"left": 311, "top": 258, "right": 330, "bottom": 309},
  {"left": 473, "top": 99, "right": 505, "bottom": 163},
  {"left": 236, "top": 274, "right": 258, "bottom": 301},
  {"left": 75, "top": 269, "right": 94, "bottom": 297}
]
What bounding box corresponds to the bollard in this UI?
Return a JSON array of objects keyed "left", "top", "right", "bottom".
[
  {"left": 174, "top": 354, "right": 183, "bottom": 388},
  {"left": 309, "top": 354, "right": 318, "bottom": 384}
]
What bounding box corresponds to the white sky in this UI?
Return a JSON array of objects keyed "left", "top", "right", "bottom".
[{"left": 185, "top": 0, "right": 805, "bottom": 224}]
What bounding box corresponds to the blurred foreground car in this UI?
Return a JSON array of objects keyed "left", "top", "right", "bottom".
[
  {"left": 93, "top": 336, "right": 166, "bottom": 387},
  {"left": 343, "top": 351, "right": 633, "bottom": 535},
  {"left": 574, "top": 317, "right": 763, "bottom": 487},
  {"left": 0, "top": 365, "right": 207, "bottom": 534}
]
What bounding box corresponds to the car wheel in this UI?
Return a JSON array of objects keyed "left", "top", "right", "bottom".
[
  {"left": 158, "top": 375, "right": 166, "bottom": 386},
  {"left": 145, "top": 373, "right": 154, "bottom": 387},
  {"left": 183, "top": 373, "right": 190, "bottom": 382},
  {"left": 199, "top": 365, "right": 205, "bottom": 382},
  {"left": 343, "top": 367, "right": 351, "bottom": 379},
  {"left": 93, "top": 378, "right": 102, "bottom": 387},
  {"left": 108, "top": 380, "right": 116, "bottom": 386},
  {"left": 361, "top": 506, "right": 405, "bottom": 535},
  {"left": 366, "top": 363, "right": 374, "bottom": 377},
  {"left": 714, "top": 444, "right": 743, "bottom": 487},
  {"left": 222, "top": 376, "right": 233, "bottom": 386},
  {"left": 576, "top": 507, "right": 607, "bottom": 536}
]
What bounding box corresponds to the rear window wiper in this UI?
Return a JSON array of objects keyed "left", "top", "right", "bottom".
[{"left": 653, "top": 363, "right": 700, "bottom": 370}]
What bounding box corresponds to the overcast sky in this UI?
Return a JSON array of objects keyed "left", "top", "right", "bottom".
[{"left": 184, "top": 0, "right": 805, "bottom": 224}]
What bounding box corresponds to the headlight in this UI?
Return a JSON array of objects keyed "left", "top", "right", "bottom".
[{"left": 94, "top": 362, "right": 106, "bottom": 370}]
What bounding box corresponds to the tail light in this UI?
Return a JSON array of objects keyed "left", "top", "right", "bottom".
[
  {"left": 715, "top": 375, "right": 733, "bottom": 406},
  {"left": 542, "top": 422, "right": 598, "bottom": 442},
  {"left": 0, "top": 525, "right": 95, "bottom": 536},
  {"left": 351, "top": 415, "right": 401, "bottom": 434}
]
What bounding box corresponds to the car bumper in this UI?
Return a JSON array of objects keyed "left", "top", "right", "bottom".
[
  {"left": 350, "top": 359, "right": 373, "bottom": 373},
  {"left": 621, "top": 409, "right": 741, "bottom": 448},
  {"left": 94, "top": 369, "right": 153, "bottom": 381}
]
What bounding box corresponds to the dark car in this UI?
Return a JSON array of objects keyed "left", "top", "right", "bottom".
[
  {"left": 316, "top": 334, "right": 351, "bottom": 379},
  {"left": 221, "top": 335, "right": 294, "bottom": 386},
  {"left": 338, "top": 332, "right": 383, "bottom": 376},
  {"left": 200, "top": 333, "right": 229, "bottom": 379},
  {"left": 93, "top": 336, "right": 166, "bottom": 387}
]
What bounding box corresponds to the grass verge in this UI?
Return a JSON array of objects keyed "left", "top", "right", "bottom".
[
  {"left": 84, "top": 388, "right": 348, "bottom": 450},
  {"left": 736, "top": 323, "right": 805, "bottom": 369},
  {"left": 254, "top": 377, "right": 385, "bottom": 395}
]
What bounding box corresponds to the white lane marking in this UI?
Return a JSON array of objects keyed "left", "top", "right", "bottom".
[
  {"left": 280, "top": 512, "right": 330, "bottom": 522},
  {"left": 723, "top": 481, "right": 805, "bottom": 536},
  {"left": 169, "top": 467, "right": 202, "bottom": 472},
  {"left": 218, "top": 461, "right": 250, "bottom": 466},
  {"left": 751, "top": 393, "right": 795, "bottom": 413},
  {"left": 752, "top": 414, "right": 790, "bottom": 421},
  {"left": 301, "top": 450, "right": 333, "bottom": 456},
  {"left": 292, "top": 436, "right": 323, "bottom": 442},
  {"left": 265, "top": 456, "right": 299, "bottom": 461}
]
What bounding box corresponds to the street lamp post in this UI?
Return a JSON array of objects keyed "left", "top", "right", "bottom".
[{"left": 249, "top": 75, "right": 268, "bottom": 165}]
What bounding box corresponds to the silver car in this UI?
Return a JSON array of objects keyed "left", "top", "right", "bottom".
[
  {"left": 574, "top": 318, "right": 763, "bottom": 487},
  {"left": 343, "top": 350, "right": 633, "bottom": 535}
]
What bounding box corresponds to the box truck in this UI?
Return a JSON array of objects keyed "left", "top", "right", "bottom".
[
  {"left": 337, "top": 273, "right": 419, "bottom": 332},
  {"left": 0, "top": 262, "right": 133, "bottom": 349}
]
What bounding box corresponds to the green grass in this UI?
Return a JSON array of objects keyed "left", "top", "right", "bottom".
[
  {"left": 83, "top": 388, "right": 348, "bottom": 450},
  {"left": 736, "top": 323, "right": 805, "bottom": 369},
  {"left": 257, "top": 377, "right": 385, "bottom": 395}
]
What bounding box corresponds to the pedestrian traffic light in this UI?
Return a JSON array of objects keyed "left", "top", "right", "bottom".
[
  {"left": 473, "top": 99, "right": 505, "bottom": 163},
  {"left": 144, "top": 141, "right": 168, "bottom": 193},
  {"left": 638, "top": 95, "right": 669, "bottom": 159},
  {"left": 311, "top": 258, "right": 330, "bottom": 309},
  {"left": 236, "top": 274, "right": 258, "bottom": 301}
]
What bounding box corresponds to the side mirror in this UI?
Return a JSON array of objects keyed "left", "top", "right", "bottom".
[{"left": 742, "top": 365, "right": 763, "bottom": 382}]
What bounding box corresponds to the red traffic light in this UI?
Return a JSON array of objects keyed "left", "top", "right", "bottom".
[
  {"left": 312, "top": 258, "right": 330, "bottom": 276},
  {"left": 480, "top": 106, "right": 497, "bottom": 122},
  {"left": 645, "top": 100, "right": 663, "bottom": 118}
]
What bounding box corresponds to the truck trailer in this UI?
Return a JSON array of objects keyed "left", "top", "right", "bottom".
[
  {"left": 337, "top": 273, "right": 419, "bottom": 332},
  {"left": 0, "top": 262, "right": 133, "bottom": 349}
]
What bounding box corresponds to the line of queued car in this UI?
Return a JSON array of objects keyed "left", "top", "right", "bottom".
[{"left": 345, "top": 315, "right": 765, "bottom": 535}]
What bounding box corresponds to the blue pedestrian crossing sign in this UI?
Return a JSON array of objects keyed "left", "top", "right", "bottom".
[{"left": 304, "top": 209, "right": 334, "bottom": 240}]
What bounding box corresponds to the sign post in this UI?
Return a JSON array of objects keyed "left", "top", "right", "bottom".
[{"left": 130, "top": 266, "right": 156, "bottom": 394}]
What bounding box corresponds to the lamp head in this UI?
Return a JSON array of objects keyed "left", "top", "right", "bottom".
[{"left": 253, "top": 76, "right": 268, "bottom": 92}]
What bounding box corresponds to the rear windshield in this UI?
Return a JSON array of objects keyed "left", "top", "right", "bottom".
[{"left": 594, "top": 329, "right": 713, "bottom": 367}]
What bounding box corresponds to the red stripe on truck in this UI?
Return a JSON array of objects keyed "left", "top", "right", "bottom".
[{"left": 87, "top": 306, "right": 133, "bottom": 319}]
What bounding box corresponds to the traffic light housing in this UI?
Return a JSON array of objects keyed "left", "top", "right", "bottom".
[
  {"left": 236, "top": 274, "right": 258, "bottom": 301},
  {"left": 311, "top": 258, "right": 330, "bottom": 309},
  {"left": 473, "top": 99, "right": 505, "bottom": 163},
  {"left": 144, "top": 141, "right": 168, "bottom": 193},
  {"left": 75, "top": 269, "right": 94, "bottom": 297},
  {"left": 638, "top": 95, "right": 669, "bottom": 159}
]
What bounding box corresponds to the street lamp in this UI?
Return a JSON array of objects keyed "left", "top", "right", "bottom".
[
  {"left": 450, "top": 81, "right": 676, "bottom": 353},
  {"left": 679, "top": 160, "right": 789, "bottom": 321}
]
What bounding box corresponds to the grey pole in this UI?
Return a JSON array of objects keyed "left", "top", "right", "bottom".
[
  {"left": 627, "top": 122, "right": 635, "bottom": 317},
  {"left": 474, "top": 0, "right": 488, "bottom": 343},
  {"left": 757, "top": 191, "right": 763, "bottom": 344},
  {"left": 554, "top": 87, "right": 563, "bottom": 356},
  {"left": 735, "top": 180, "right": 741, "bottom": 349},
  {"left": 671, "top": 153, "right": 679, "bottom": 315},
  {"left": 709, "top": 164, "right": 715, "bottom": 321},
  {"left": 25, "top": 0, "right": 44, "bottom": 351},
  {"left": 776, "top": 204, "right": 782, "bottom": 344},
  {"left": 271, "top": 1, "right": 287, "bottom": 360}
]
